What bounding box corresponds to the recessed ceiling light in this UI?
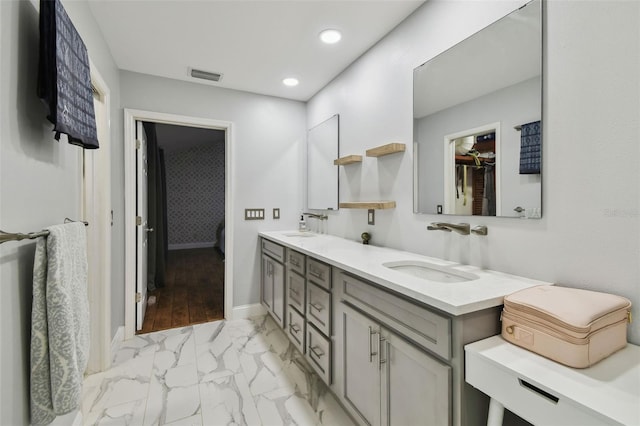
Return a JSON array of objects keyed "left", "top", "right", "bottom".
[
  {"left": 283, "top": 78, "right": 299, "bottom": 87},
  {"left": 319, "top": 29, "right": 342, "bottom": 44}
]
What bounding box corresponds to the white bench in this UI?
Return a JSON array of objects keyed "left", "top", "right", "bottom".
[{"left": 465, "top": 335, "right": 640, "bottom": 426}]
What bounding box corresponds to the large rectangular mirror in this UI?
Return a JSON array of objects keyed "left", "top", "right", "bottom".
[
  {"left": 413, "top": 0, "right": 542, "bottom": 218},
  {"left": 308, "top": 114, "right": 339, "bottom": 210}
]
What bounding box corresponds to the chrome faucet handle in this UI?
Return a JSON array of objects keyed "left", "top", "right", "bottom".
[{"left": 471, "top": 225, "right": 488, "bottom": 236}]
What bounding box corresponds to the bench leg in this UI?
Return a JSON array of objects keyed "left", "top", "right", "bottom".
[{"left": 487, "top": 398, "right": 505, "bottom": 426}]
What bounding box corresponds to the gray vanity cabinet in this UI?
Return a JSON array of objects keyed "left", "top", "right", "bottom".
[
  {"left": 333, "top": 269, "right": 500, "bottom": 426},
  {"left": 340, "top": 302, "right": 451, "bottom": 426},
  {"left": 261, "top": 240, "right": 286, "bottom": 327}
]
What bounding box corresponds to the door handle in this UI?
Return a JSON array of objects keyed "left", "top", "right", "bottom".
[{"left": 146, "top": 228, "right": 154, "bottom": 233}]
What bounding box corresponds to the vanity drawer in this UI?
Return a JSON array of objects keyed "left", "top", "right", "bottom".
[
  {"left": 307, "top": 258, "right": 331, "bottom": 290},
  {"left": 287, "top": 307, "right": 305, "bottom": 354},
  {"left": 287, "top": 249, "right": 306, "bottom": 276},
  {"left": 287, "top": 271, "right": 305, "bottom": 313},
  {"left": 262, "top": 239, "right": 284, "bottom": 262},
  {"left": 339, "top": 272, "right": 451, "bottom": 360},
  {"left": 306, "top": 324, "right": 331, "bottom": 385},
  {"left": 307, "top": 282, "right": 331, "bottom": 336}
]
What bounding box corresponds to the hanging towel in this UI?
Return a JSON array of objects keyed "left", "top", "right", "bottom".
[
  {"left": 482, "top": 164, "right": 496, "bottom": 216},
  {"left": 31, "top": 223, "right": 90, "bottom": 425},
  {"left": 519, "top": 120, "right": 541, "bottom": 174},
  {"left": 38, "top": 0, "right": 99, "bottom": 149}
]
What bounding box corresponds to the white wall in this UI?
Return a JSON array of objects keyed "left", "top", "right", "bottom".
[
  {"left": 119, "top": 71, "right": 306, "bottom": 308},
  {"left": 308, "top": 0, "right": 640, "bottom": 344},
  {"left": 0, "top": 0, "right": 121, "bottom": 424}
]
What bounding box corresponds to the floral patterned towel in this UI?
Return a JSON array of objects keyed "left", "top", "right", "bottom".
[{"left": 31, "top": 223, "right": 89, "bottom": 425}]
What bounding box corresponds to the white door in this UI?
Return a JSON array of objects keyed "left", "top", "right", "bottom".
[{"left": 136, "top": 121, "right": 149, "bottom": 330}]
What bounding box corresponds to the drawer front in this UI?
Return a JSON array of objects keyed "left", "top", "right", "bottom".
[
  {"left": 465, "top": 348, "right": 606, "bottom": 426},
  {"left": 288, "top": 249, "right": 306, "bottom": 276},
  {"left": 262, "top": 239, "right": 284, "bottom": 262},
  {"left": 287, "top": 307, "right": 305, "bottom": 354},
  {"left": 340, "top": 272, "right": 451, "bottom": 360},
  {"left": 306, "top": 324, "right": 331, "bottom": 384},
  {"left": 307, "top": 258, "right": 331, "bottom": 290},
  {"left": 287, "top": 271, "right": 305, "bottom": 313},
  {"left": 307, "top": 282, "right": 331, "bottom": 336}
]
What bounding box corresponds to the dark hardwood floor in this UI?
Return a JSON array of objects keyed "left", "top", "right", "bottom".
[{"left": 138, "top": 247, "right": 224, "bottom": 334}]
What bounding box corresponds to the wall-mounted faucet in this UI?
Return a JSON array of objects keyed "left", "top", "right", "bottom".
[
  {"left": 303, "top": 212, "right": 328, "bottom": 220},
  {"left": 427, "top": 222, "right": 470, "bottom": 235}
]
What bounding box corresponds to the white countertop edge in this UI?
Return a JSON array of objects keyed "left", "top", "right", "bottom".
[{"left": 259, "top": 230, "right": 552, "bottom": 316}]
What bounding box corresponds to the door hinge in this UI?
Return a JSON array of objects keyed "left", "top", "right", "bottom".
[
  {"left": 136, "top": 292, "right": 142, "bottom": 303},
  {"left": 136, "top": 216, "right": 142, "bottom": 226},
  {"left": 136, "top": 140, "right": 141, "bottom": 150}
]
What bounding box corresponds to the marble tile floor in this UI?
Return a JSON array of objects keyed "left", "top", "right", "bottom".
[{"left": 81, "top": 315, "right": 356, "bottom": 426}]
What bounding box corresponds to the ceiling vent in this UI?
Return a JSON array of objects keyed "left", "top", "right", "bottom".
[{"left": 189, "top": 68, "right": 223, "bottom": 82}]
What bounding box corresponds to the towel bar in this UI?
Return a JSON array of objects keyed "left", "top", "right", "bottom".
[{"left": 0, "top": 219, "right": 88, "bottom": 245}]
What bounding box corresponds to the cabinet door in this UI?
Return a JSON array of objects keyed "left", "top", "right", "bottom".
[
  {"left": 261, "top": 254, "right": 273, "bottom": 311},
  {"left": 271, "top": 258, "right": 285, "bottom": 327},
  {"left": 341, "top": 303, "right": 382, "bottom": 426},
  {"left": 381, "top": 329, "right": 451, "bottom": 426}
]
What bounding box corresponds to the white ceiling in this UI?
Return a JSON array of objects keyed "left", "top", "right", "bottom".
[{"left": 87, "top": 0, "right": 425, "bottom": 102}]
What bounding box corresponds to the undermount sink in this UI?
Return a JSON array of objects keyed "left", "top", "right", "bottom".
[
  {"left": 383, "top": 260, "right": 478, "bottom": 283},
  {"left": 283, "top": 232, "right": 316, "bottom": 238}
]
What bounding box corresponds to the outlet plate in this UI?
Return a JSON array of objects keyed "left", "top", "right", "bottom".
[
  {"left": 368, "top": 209, "right": 375, "bottom": 225},
  {"left": 245, "top": 208, "right": 265, "bottom": 220},
  {"left": 273, "top": 208, "right": 280, "bottom": 219}
]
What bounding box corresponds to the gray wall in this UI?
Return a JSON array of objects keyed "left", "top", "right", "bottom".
[
  {"left": 120, "top": 70, "right": 306, "bottom": 308},
  {"left": 165, "top": 143, "right": 225, "bottom": 247},
  {"left": 416, "top": 77, "right": 541, "bottom": 215},
  {"left": 0, "top": 0, "right": 121, "bottom": 424},
  {"left": 308, "top": 0, "right": 640, "bottom": 344}
]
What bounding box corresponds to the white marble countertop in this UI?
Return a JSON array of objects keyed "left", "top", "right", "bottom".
[{"left": 259, "top": 230, "right": 551, "bottom": 316}]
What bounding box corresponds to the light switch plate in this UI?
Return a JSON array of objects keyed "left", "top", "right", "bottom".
[
  {"left": 245, "top": 208, "right": 265, "bottom": 220},
  {"left": 273, "top": 208, "right": 280, "bottom": 219},
  {"left": 368, "top": 209, "right": 375, "bottom": 225}
]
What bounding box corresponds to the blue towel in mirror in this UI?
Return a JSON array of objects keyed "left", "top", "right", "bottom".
[
  {"left": 38, "top": 0, "right": 99, "bottom": 149},
  {"left": 519, "top": 121, "right": 541, "bottom": 174}
]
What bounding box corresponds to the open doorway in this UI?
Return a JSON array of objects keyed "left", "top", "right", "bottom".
[
  {"left": 137, "top": 123, "right": 226, "bottom": 334},
  {"left": 123, "top": 109, "right": 234, "bottom": 341}
]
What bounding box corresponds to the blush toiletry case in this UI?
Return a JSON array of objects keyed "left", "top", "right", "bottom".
[{"left": 501, "top": 285, "right": 632, "bottom": 368}]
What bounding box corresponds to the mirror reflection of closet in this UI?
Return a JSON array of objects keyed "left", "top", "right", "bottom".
[
  {"left": 444, "top": 124, "right": 499, "bottom": 216},
  {"left": 307, "top": 114, "right": 339, "bottom": 210}
]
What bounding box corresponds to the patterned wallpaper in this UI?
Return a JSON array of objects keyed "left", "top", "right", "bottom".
[{"left": 165, "top": 143, "right": 225, "bottom": 246}]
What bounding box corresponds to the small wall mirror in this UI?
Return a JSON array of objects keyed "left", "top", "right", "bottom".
[
  {"left": 413, "top": 0, "right": 542, "bottom": 218},
  {"left": 308, "top": 114, "right": 339, "bottom": 210}
]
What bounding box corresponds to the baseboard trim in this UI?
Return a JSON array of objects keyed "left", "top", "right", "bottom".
[
  {"left": 111, "top": 326, "right": 124, "bottom": 361},
  {"left": 168, "top": 242, "right": 216, "bottom": 251},
  {"left": 232, "top": 303, "right": 266, "bottom": 320}
]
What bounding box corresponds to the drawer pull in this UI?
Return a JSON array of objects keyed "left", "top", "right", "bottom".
[
  {"left": 290, "top": 258, "right": 300, "bottom": 267},
  {"left": 518, "top": 379, "right": 559, "bottom": 404},
  {"left": 309, "top": 345, "right": 325, "bottom": 358},
  {"left": 309, "top": 269, "right": 324, "bottom": 280},
  {"left": 290, "top": 287, "right": 300, "bottom": 296},
  {"left": 289, "top": 323, "right": 301, "bottom": 333},
  {"left": 310, "top": 302, "right": 324, "bottom": 312}
]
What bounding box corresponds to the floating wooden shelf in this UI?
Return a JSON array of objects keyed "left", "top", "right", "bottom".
[
  {"left": 334, "top": 155, "right": 363, "bottom": 166},
  {"left": 366, "top": 143, "right": 406, "bottom": 158},
  {"left": 339, "top": 201, "right": 396, "bottom": 210}
]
